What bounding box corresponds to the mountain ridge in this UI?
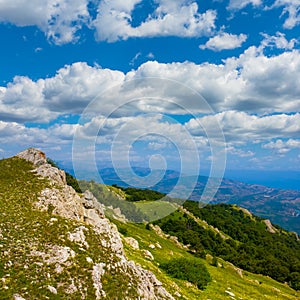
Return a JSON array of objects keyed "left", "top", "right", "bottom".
[
  {"left": 1, "top": 148, "right": 173, "bottom": 299},
  {"left": 79, "top": 166, "right": 300, "bottom": 234}
]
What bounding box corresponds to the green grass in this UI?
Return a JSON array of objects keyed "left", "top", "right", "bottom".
[
  {"left": 134, "top": 200, "right": 178, "bottom": 221},
  {"left": 112, "top": 219, "right": 300, "bottom": 300},
  {"left": 0, "top": 157, "right": 140, "bottom": 299}
]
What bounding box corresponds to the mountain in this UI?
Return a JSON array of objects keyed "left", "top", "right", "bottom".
[
  {"left": 1, "top": 148, "right": 300, "bottom": 300},
  {"left": 0, "top": 149, "right": 173, "bottom": 300},
  {"left": 89, "top": 167, "right": 300, "bottom": 234}
]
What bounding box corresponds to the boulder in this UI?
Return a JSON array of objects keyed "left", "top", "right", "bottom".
[{"left": 124, "top": 237, "right": 139, "bottom": 250}]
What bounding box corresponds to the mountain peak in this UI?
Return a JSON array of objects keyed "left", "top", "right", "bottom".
[{"left": 16, "top": 148, "right": 47, "bottom": 166}]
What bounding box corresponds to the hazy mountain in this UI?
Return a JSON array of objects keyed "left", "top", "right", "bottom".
[{"left": 89, "top": 167, "right": 300, "bottom": 234}]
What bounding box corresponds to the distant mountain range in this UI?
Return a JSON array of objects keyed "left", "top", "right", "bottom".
[{"left": 75, "top": 167, "right": 300, "bottom": 234}]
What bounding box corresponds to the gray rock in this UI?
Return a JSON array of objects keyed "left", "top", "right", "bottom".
[
  {"left": 68, "top": 226, "right": 89, "bottom": 249},
  {"left": 264, "top": 219, "right": 277, "bottom": 234},
  {"left": 47, "top": 285, "right": 57, "bottom": 294},
  {"left": 142, "top": 249, "right": 154, "bottom": 261},
  {"left": 13, "top": 294, "right": 26, "bottom": 300},
  {"left": 92, "top": 263, "right": 106, "bottom": 299},
  {"left": 124, "top": 237, "right": 139, "bottom": 250},
  {"left": 16, "top": 148, "right": 47, "bottom": 166}
]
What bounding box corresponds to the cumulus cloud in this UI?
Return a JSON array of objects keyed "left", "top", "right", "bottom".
[
  {"left": 0, "top": 0, "right": 218, "bottom": 43},
  {"left": 224, "top": 47, "right": 300, "bottom": 113},
  {"left": 199, "top": 32, "right": 247, "bottom": 51},
  {"left": 228, "top": 0, "right": 262, "bottom": 10},
  {"left": 0, "top": 62, "right": 126, "bottom": 122},
  {"left": 263, "top": 139, "right": 300, "bottom": 154},
  {"left": 186, "top": 111, "right": 300, "bottom": 142},
  {"left": 227, "top": 146, "right": 255, "bottom": 157},
  {"left": 273, "top": 0, "right": 300, "bottom": 29},
  {"left": 1, "top": 47, "right": 300, "bottom": 124},
  {"left": 76, "top": 114, "right": 202, "bottom": 152},
  {"left": 0, "top": 0, "right": 90, "bottom": 44},
  {"left": 0, "top": 76, "right": 51, "bottom": 123},
  {"left": 43, "top": 62, "right": 125, "bottom": 113},
  {"left": 261, "top": 31, "right": 297, "bottom": 49},
  {"left": 93, "top": 0, "right": 217, "bottom": 42}
]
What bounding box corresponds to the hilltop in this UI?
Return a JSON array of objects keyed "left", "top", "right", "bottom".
[{"left": 0, "top": 149, "right": 173, "bottom": 299}]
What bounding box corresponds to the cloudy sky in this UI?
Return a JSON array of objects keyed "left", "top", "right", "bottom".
[{"left": 0, "top": 0, "right": 300, "bottom": 180}]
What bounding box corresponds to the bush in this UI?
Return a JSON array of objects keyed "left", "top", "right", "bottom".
[
  {"left": 65, "top": 172, "right": 82, "bottom": 193},
  {"left": 116, "top": 224, "right": 128, "bottom": 236},
  {"left": 288, "top": 272, "right": 300, "bottom": 290},
  {"left": 160, "top": 257, "right": 211, "bottom": 290},
  {"left": 211, "top": 256, "right": 218, "bottom": 267}
]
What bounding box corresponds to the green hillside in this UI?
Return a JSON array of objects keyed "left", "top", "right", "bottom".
[
  {"left": 80, "top": 179, "right": 300, "bottom": 298},
  {"left": 116, "top": 220, "right": 300, "bottom": 299},
  {"left": 1, "top": 154, "right": 300, "bottom": 299},
  {"left": 0, "top": 157, "right": 147, "bottom": 299},
  {"left": 153, "top": 201, "right": 300, "bottom": 290}
]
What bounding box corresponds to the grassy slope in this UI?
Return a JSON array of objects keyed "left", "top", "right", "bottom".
[
  {"left": 0, "top": 157, "right": 139, "bottom": 299},
  {"left": 134, "top": 200, "right": 177, "bottom": 221},
  {"left": 113, "top": 220, "right": 300, "bottom": 300}
]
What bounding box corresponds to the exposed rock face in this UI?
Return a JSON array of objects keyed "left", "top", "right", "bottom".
[
  {"left": 68, "top": 226, "right": 89, "bottom": 249},
  {"left": 142, "top": 249, "right": 154, "bottom": 261},
  {"left": 16, "top": 148, "right": 174, "bottom": 300},
  {"left": 30, "top": 245, "right": 76, "bottom": 265},
  {"left": 16, "top": 148, "right": 66, "bottom": 185},
  {"left": 264, "top": 219, "right": 277, "bottom": 234},
  {"left": 16, "top": 148, "right": 47, "bottom": 166},
  {"left": 124, "top": 237, "right": 140, "bottom": 250}
]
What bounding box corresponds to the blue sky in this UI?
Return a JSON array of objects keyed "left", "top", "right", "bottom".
[{"left": 0, "top": 0, "right": 300, "bottom": 182}]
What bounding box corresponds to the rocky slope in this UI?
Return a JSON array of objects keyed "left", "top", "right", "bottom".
[{"left": 2, "top": 148, "right": 173, "bottom": 299}]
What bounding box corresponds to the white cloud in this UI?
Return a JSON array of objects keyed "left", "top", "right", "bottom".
[
  {"left": 1, "top": 47, "right": 300, "bottom": 124},
  {"left": 0, "top": 0, "right": 218, "bottom": 43},
  {"left": 0, "top": 76, "right": 51, "bottom": 123},
  {"left": 147, "top": 52, "right": 155, "bottom": 59},
  {"left": 186, "top": 111, "right": 300, "bottom": 142},
  {"left": 0, "top": 0, "right": 90, "bottom": 44},
  {"left": 0, "top": 62, "right": 125, "bottom": 122},
  {"left": 129, "top": 52, "right": 142, "bottom": 66},
  {"left": 35, "top": 47, "right": 43, "bottom": 53},
  {"left": 43, "top": 62, "right": 125, "bottom": 113},
  {"left": 261, "top": 31, "right": 297, "bottom": 49},
  {"left": 224, "top": 47, "right": 300, "bottom": 113},
  {"left": 199, "top": 32, "right": 247, "bottom": 51},
  {"left": 263, "top": 138, "right": 300, "bottom": 154},
  {"left": 93, "top": 0, "right": 217, "bottom": 42},
  {"left": 228, "top": 0, "right": 262, "bottom": 10},
  {"left": 227, "top": 146, "right": 255, "bottom": 157},
  {"left": 273, "top": 0, "right": 300, "bottom": 29}
]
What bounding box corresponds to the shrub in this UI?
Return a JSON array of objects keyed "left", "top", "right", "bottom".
[
  {"left": 211, "top": 256, "right": 218, "bottom": 267},
  {"left": 65, "top": 172, "right": 82, "bottom": 193},
  {"left": 160, "top": 257, "right": 211, "bottom": 290}
]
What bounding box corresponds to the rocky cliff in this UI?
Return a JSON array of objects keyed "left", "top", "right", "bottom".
[{"left": 12, "top": 148, "right": 174, "bottom": 299}]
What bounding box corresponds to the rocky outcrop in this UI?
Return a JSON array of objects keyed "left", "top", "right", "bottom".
[
  {"left": 264, "top": 219, "right": 277, "bottom": 234},
  {"left": 124, "top": 237, "right": 140, "bottom": 250},
  {"left": 16, "top": 148, "right": 47, "bottom": 166},
  {"left": 16, "top": 148, "right": 174, "bottom": 300},
  {"left": 17, "top": 148, "right": 66, "bottom": 185}
]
